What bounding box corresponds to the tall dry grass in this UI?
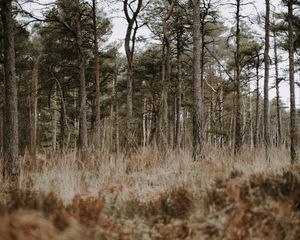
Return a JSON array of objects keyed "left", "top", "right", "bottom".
[{"left": 0, "top": 146, "right": 299, "bottom": 239}]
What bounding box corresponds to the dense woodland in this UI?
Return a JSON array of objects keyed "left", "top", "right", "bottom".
[
  {"left": 0, "top": 0, "right": 300, "bottom": 183},
  {"left": 1, "top": 1, "right": 300, "bottom": 239}
]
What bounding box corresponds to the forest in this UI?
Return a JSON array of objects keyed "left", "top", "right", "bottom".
[{"left": 0, "top": 0, "right": 299, "bottom": 239}]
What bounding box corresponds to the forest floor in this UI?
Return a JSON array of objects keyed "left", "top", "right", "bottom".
[{"left": 0, "top": 146, "right": 299, "bottom": 240}]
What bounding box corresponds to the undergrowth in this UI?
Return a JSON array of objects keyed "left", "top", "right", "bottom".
[{"left": 0, "top": 147, "right": 299, "bottom": 239}]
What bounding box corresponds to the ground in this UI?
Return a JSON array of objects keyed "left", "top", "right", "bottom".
[{"left": 0, "top": 147, "right": 299, "bottom": 240}]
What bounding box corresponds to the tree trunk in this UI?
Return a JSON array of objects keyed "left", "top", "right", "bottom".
[
  {"left": 93, "top": 0, "right": 101, "bottom": 150},
  {"left": 75, "top": 14, "right": 88, "bottom": 152},
  {"left": 249, "top": 82, "right": 253, "bottom": 149},
  {"left": 112, "top": 65, "right": 119, "bottom": 153},
  {"left": 124, "top": 0, "right": 143, "bottom": 150},
  {"left": 1, "top": 0, "right": 20, "bottom": 185},
  {"left": 0, "top": 113, "right": 3, "bottom": 154},
  {"left": 30, "top": 55, "right": 40, "bottom": 157},
  {"left": 125, "top": 55, "right": 133, "bottom": 149},
  {"left": 287, "top": 0, "right": 297, "bottom": 163},
  {"left": 219, "top": 86, "right": 224, "bottom": 147},
  {"left": 264, "top": 0, "right": 270, "bottom": 160},
  {"left": 192, "top": 0, "right": 204, "bottom": 161},
  {"left": 160, "top": 42, "right": 168, "bottom": 145},
  {"left": 59, "top": 84, "right": 69, "bottom": 151},
  {"left": 161, "top": 0, "right": 175, "bottom": 147},
  {"left": 51, "top": 84, "right": 57, "bottom": 152},
  {"left": 254, "top": 54, "right": 260, "bottom": 146},
  {"left": 234, "top": 0, "right": 242, "bottom": 154},
  {"left": 175, "top": 32, "right": 182, "bottom": 148},
  {"left": 142, "top": 98, "right": 147, "bottom": 147},
  {"left": 273, "top": 31, "right": 282, "bottom": 146}
]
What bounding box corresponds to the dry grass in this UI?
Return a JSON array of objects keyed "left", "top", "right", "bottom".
[{"left": 0, "top": 146, "right": 299, "bottom": 239}]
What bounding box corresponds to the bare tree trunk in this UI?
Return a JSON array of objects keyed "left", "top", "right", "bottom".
[
  {"left": 273, "top": 31, "right": 282, "bottom": 147},
  {"left": 30, "top": 56, "right": 40, "bottom": 157},
  {"left": 192, "top": 0, "right": 204, "bottom": 161},
  {"left": 124, "top": 0, "right": 143, "bottom": 150},
  {"left": 142, "top": 98, "right": 147, "bottom": 148},
  {"left": 125, "top": 54, "right": 134, "bottom": 148},
  {"left": 161, "top": 0, "right": 175, "bottom": 147},
  {"left": 234, "top": 0, "right": 243, "bottom": 154},
  {"left": 1, "top": 0, "right": 20, "bottom": 185},
  {"left": 160, "top": 41, "right": 168, "bottom": 146},
  {"left": 0, "top": 113, "right": 3, "bottom": 154},
  {"left": 51, "top": 84, "right": 57, "bottom": 152},
  {"left": 264, "top": 0, "right": 270, "bottom": 160},
  {"left": 287, "top": 0, "right": 297, "bottom": 163},
  {"left": 75, "top": 14, "right": 88, "bottom": 153},
  {"left": 150, "top": 94, "right": 158, "bottom": 145},
  {"left": 113, "top": 66, "right": 119, "bottom": 153},
  {"left": 254, "top": 54, "right": 260, "bottom": 146},
  {"left": 175, "top": 34, "right": 182, "bottom": 148},
  {"left": 53, "top": 76, "right": 69, "bottom": 152},
  {"left": 219, "top": 86, "right": 224, "bottom": 147},
  {"left": 249, "top": 82, "right": 253, "bottom": 149},
  {"left": 93, "top": 0, "right": 101, "bottom": 150}
]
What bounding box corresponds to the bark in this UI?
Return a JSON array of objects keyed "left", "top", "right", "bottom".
[
  {"left": 75, "top": 13, "right": 88, "bottom": 152},
  {"left": 192, "top": 0, "right": 204, "bottom": 161},
  {"left": 264, "top": 0, "right": 270, "bottom": 160},
  {"left": 30, "top": 56, "right": 40, "bottom": 157},
  {"left": 51, "top": 84, "right": 57, "bottom": 152},
  {"left": 93, "top": 0, "right": 101, "bottom": 150},
  {"left": 249, "top": 82, "right": 253, "bottom": 149},
  {"left": 160, "top": 42, "right": 167, "bottom": 145},
  {"left": 124, "top": 0, "right": 143, "bottom": 149},
  {"left": 219, "top": 87, "right": 224, "bottom": 147},
  {"left": 54, "top": 77, "right": 69, "bottom": 151},
  {"left": 273, "top": 31, "right": 282, "bottom": 146},
  {"left": 254, "top": 54, "right": 260, "bottom": 146},
  {"left": 200, "top": 19, "right": 205, "bottom": 98},
  {"left": 0, "top": 114, "right": 2, "bottom": 154},
  {"left": 161, "top": 0, "right": 176, "bottom": 147},
  {"left": 150, "top": 94, "right": 158, "bottom": 145},
  {"left": 287, "top": 0, "right": 297, "bottom": 163},
  {"left": 112, "top": 65, "right": 119, "bottom": 153},
  {"left": 1, "top": 0, "right": 20, "bottom": 185},
  {"left": 175, "top": 28, "right": 182, "bottom": 148},
  {"left": 142, "top": 98, "right": 147, "bottom": 147},
  {"left": 234, "top": 0, "right": 243, "bottom": 154}
]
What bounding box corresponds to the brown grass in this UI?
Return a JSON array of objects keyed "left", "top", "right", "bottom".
[{"left": 0, "top": 146, "right": 299, "bottom": 239}]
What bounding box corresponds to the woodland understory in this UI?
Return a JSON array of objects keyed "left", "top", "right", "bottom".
[{"left": 0, "top": 147, "right": 300, "bottom": 240}]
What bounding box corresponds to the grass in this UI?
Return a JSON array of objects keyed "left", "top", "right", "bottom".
[{"left": 0, "top": 146, "right": 299, "bottom": 239}]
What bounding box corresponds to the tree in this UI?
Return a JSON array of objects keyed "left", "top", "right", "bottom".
[
  {"left": 233, "top": 0, "right": 243, "bottom": 154},
  {"left": 161, "top": 0, "right": 176, "bottom": 146},
  {"left": 173, "top": 4, "right": 186, "bottom": 148},
  {"left": 123, "top": 0, "right": 143, "bottom": 149},
  {"left": 1, "top": 0, "right": 20, "bottom": 185},
  {"left": 74, "top": 2, "right": 88, "bottom": 153},
  {"left": 192, "top": 0, "right": 204, "bottom": 161},
  {"left": 272, "top": 18, "right": 282, "bottom": 146},
  {"left": 264, "top": 0, "right": 270, "bottom": 160},
  {"left": 253, "top": 47, "right": 262, "bottom": 147},
  {"left": 92, "top": 0, "right": 101, "bottom": 150},
  {"left": 29, "top": 35, "right": 42, "bottom": 158},
  {"left": 49, "top": 0, "right": 89, "bottom": 153},
  {"left": 286, "top": 0, "right": 297, "bottom": 163}
]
